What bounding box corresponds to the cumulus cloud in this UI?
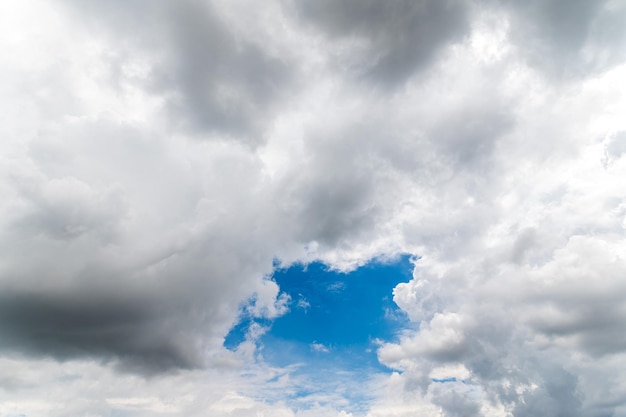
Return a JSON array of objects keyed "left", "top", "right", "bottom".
[
  {"left": 58, "top": 0, "right": 296, "bottom": 144},
  {"left": 288, "top": 0, "right": 471, "bottom": 86},
  {"left": 1, "top": 0, "right": 626, "bottom": 416}
]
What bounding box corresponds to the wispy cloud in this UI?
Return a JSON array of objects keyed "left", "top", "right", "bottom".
[{"left": 310, "top": 343, "right": 331, "bottom": 354}]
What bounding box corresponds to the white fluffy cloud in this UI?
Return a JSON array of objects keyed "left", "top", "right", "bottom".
[{"left": 1, "top": 0, "right": 626, "bottom": 416}]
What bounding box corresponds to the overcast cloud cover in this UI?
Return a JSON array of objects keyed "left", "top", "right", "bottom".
[{"left": 1, "top": 0, "right": 626, "bottom": 416}]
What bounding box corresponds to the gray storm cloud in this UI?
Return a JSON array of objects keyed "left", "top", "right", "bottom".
[
  {"left": 0, "top": 0, "right": 626, "bottom": 416},
  {"left": 289, "top": 0, "right": 471, "bottom": 86}
]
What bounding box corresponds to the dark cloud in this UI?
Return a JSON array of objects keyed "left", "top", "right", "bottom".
[
  {"left": 0, "top": 241, "right": 268, "bottom": 375},
  {"left": 510, "top": 227, "right": 537, "bottom": 264},
  {"left": 289, "top": 0, "right": 470, "bottom": 86},
  {"left": 518, "top": 237, "right": 626, "bottom": 358},
  {"left": 61, "top": 0, "right": 294, "bottom": 145},
  {"left": 0, "top": 291, "right": 199, "bottom": 373},
  {"left": 289, "top": 172, "right": 378, "bottom": 246},
  {"left": 430, "top": 101, "right": 514, "bottom": 172},
  {"left": 512, "top": 366, "right": 583, "bottom": 417},
  {"left": 154, "top": 1, "right": 293, "bottom": 141},
  {"left": 0, "top": 115, "right": 278, "bottom": 374},
  {"left": 278, "top": 131, "right": 381, "bottom": 247},
  {"left": 499, "top": 0, "right": 626, "bottom": 77},
  {"left": 432, "top": 388, "right": 481, "bottom": 417}
]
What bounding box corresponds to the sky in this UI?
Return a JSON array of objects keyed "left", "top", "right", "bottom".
[{"left": 0, "top": 0, "right": 625, "bottom": 416}]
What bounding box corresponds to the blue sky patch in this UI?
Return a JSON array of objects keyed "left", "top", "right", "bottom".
[
  {"left": 225, "top": 254, "right": 415, "bottom": 375},
  {"left": 432, "top": 377, "right": 459, "bottom": 383}
]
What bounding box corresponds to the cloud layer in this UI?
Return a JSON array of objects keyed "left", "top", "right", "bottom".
[{"left": 1, "top": 0, "right": 626, "bottom": 416}]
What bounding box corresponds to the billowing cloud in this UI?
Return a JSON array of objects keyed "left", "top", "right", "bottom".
[
  {"left": 1, "top": 0, "right": 626, "bottom": 416},
  {"left": 288, "top": 0, "right": 471, "bottom": 86},
  {"left": 59, "top": 0, "right": 296, "bottom": 144}
]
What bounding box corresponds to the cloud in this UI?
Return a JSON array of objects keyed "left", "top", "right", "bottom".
[
  {"left": 376, "top": 135, "right": 626, "bottom": 415},
  {"left": 1, "top": 0, "right": 626, "bottom": 415},
  {"left": 604, "top": 130, "right": 626, "bottom": 167},
  {"left": 310, "top": 343, "right": 330, "bottom": 353},
  {"left": 499, "top": 0, "right": 626, "bottom": 77},
  {"left": 58, "top": 0, "right": 295, "bottom": 145},
  {"left": 288, "top": 0, "right": 471, "bottom": 87},
  {"left": 0, "top": 113, "right": 281, "bottom": 373}
]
